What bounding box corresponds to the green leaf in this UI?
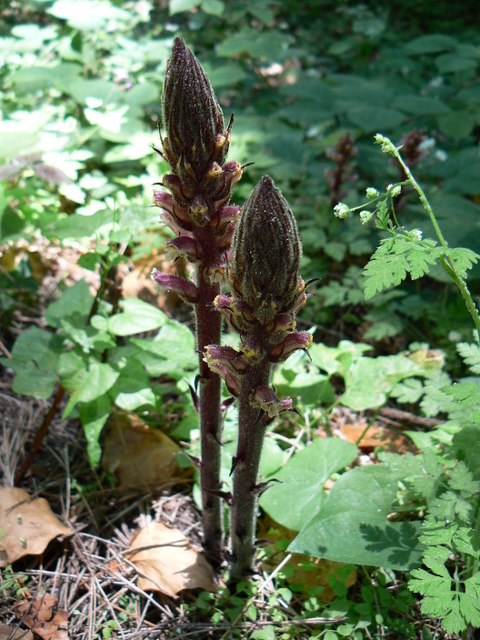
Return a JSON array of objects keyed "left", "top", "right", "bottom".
[
  {"left": 273, "top": 369, "right": 334, "bottom": 406},
  {"left": 131, "top": 320, "right": 197, "bottom": 374},
  {"left": 436, "top": 54, "right": 477, "bottom": 74},
  {"left": 169, "top": 0, "right": 201, "bottom": 13},
  {"left": 48, "top": 0, "right": 130, "bottom": 31},
  {"left": 438, "top": 111, "right": 475, "bottom": 140},
  {"left": 62, "top": 360, "right": 119, "bottom": 417},
  {"left": 347, "top": 106, "right": 405, "bottom": 132},
  {"left": 453, "top": 425, "right": 480, "bottom": 479},
  {"left": 363, "top": 238, "right": 440, "bottom": 299},
  {"left": 340, "top": 354, "right": 422, "bottom": 411},
  {"left": 363, "top": 250, "right": 409, "bottom": 299},
  {"left": 7, "top": 327, "right": 60, "bottom": 399},
  {"left": 45, "top": 280, "right": 94, "bottom": 328},
  {"left": 390, "top": 378, "right": 424, "bottom": 404},
  {"left": 111, "top": 359, "right": 156, "bottom": 411},
  {"left": 251, "top": 626, "right": 275, "bottom": 640},
  {"left": 259, "top": 438, "right": 357, "bottom": 531},
  {"left": 457, "top": 342, "right": 480, "bottom": 374},
  {"left": 442, "top": 381, "right": 480, "bottom": 406},
  {"left": 404, "top": 35, "right": 456, "bottom": 55},
  {"left": 201, "top": 0, "right": 224, "bottom": 16},
  {"left": 43, "top": 208, "right": 115, "bottom": 240},
  {"left": 289, "top": 465, "right": 424, "bottom": 570},
  {"left": 79, "top": 396, "right": 111, "bottom": 467},
  {"left": 392, "top": 96, "right": 450, "bottom": 116},
  {"left": 107, "top": 298, "right": 167, "bottom": 336},
  {"left": 12, "top": 360, "right": 58, "bottom": 400},
  {"left": 444, "top": 247, "right": 479, "bottom": 278},
  {"left": 217, "top": 28, "right": 292, "bottom": 62}
]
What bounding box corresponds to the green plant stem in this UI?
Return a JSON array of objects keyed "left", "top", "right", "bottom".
[
  {"left": 393, "top": 146, "right": 480, "bottom": 339},
  {"left": 229, "top": 352, "right": 272, "bottom": 583},
  {"left": 195, "top": 228, "right": 223, "bottom": 569},
  {"left": 440, "top": 258, "right": 480, "bottom": 339}
]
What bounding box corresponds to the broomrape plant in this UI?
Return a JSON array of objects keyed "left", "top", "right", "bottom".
[
  {"left": 151, "top": 37, "right": 243, "bottom": 568},
  {"left": 152, "top": 39, "right": 310, "bottom": 580}
]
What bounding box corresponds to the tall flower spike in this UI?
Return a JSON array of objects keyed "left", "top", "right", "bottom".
[
  {"left": 162, "top": 37, "right": 228, "bottom": 189},
  {"left": 152, "top": 38, "right": 243, "bottom": 570},
  {"left": 231, "top": 176, "right": 302, "bottom": 325},
  {"left": 211, "top": 176, "right": 310, "bottom": 583}
]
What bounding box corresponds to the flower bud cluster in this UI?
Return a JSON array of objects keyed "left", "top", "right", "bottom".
[
  {"left": 152, "top": 37, "right": 242, "bottom": 299},
  {"left": 205, "top": 176, "right": 312, "bottom": 421}
]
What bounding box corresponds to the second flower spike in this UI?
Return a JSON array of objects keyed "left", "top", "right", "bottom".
[{"left": 231, "top": 176, "right": 303, "bottom": 325}]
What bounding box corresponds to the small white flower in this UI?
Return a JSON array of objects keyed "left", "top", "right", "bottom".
[
  {"left": 435, "top": 150, "right": 448, "bottom": 162},
  {"left": 387, "top": 184, "right": 402, "bottom": 198},
  {"left": 419, "top": 137, "right": 436, "bottom": 151},
  {"left": 410, "top": 229, "right": 423, "bottom": 241},
  {"left": 334, "top": 202, "right": 350, "bottom": 219},
  {"left": 366, "top": 187, "right": 379, "bottom": 200},
  {"left": 359, "top": 210, "right": 373, "bottom": 225},
  {"left": 374, "top": 134, "right": 396, "bottom": 156}
]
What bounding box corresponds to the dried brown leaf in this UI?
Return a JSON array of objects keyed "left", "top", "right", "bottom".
[
  {"left": 102, "top": 415, "right": 182, "bottom": 487},
  {"left": 14, "top": 595, "right": 69, "bottom": 640},
  {"left": 0, "top": 488, "right": 71, "bottom": 567},
  {"left": 126, "top": 522, "right": 216, "bottom": 597},
  {"left": 0, "top": 623, "right": 34, "bottom": 640}
]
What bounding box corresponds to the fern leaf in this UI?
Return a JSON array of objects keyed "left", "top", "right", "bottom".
[
  {"left": 457, "top": 342, "right": 480, "bottom": 374},
  {"left": 444, "top": 247, "right": 479, "bottom": 278}
]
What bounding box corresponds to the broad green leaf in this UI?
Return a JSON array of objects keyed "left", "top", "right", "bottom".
[
  {"left": 7, "top": 327, "right": 60, "bottom": 399},
  {"left": 289, "top": 465, "right": 424, "bottom": 570},
  {"left": 63, "top": 361, "right": 119, "bottom": 417},
  {"left": 347, "top": 106, "right": 404, "bottom": 132},
  {"left": 204, "top": 63, "right": 247, "bottom": 88},
  {"left": 48, "top": 0, "right": 130, "bottom": 30},
  {"left": 45, "top": 280, "right": 94, "bottom": 328},
  {"left": 131, "top": 319, "right": 197, "bottom": 373},
  {"left": 392, "top": 96, "right": 450, "bottom": 116},
  {"left": 0, "top": 131, "right": 40, "bottom": 160},
  {"left": 103, "top": 136, "right": 152, "bottom": 163},
  {"left": 11, "top": 360, "right": 57, "bottom": 400},
  {"left": 217, "top": 28, "right": 292, "bottom": 61},
  {"left": 201, "top": 0, "right": 224, "bottom": 16},
  {"left": 436, "top": 54, "right": 477, "bottom": 74},
  {"left": 43, "top": 208, "right": 115, "bottom": 240},
  {"left": 438, "top": 112, "right": 475, "bottom": 140},
  {"left": 309, "top": 341, "right": 372, "bottom": 377},
  {"left": 259, "top": 435, "right": 287, "bottom": 478},
  {"left": 404, "top": 35, "right": 456, "bottom": 55},
  {"left": 169, "top": 0, "right": 200, "bottom": 14},
  {"left": 107, "top": 298, "right": 167, "bottom": 336},
  {"left": 11, "top": 24, "right": 58, "bottom": 48},
  {"left": 68, "top": 79, "right": 123, "bottom": 105},
  {"left": 340, "top": 354, "right": 421, "bottom": 411},
  {"left": 122, "top": 82, "right": 159, "bottom": 106},
  {"left": 273, "top": 370, "right": 334, "bottom": 406},
  {"left": 111, "top": 359, "right": 156, "bottom": 411},
  {"left": 79, "top": 396, "right": 112, "bottom": 467},
  {"left": 259, "top": 438, "right": 358, "bottom": 531}
]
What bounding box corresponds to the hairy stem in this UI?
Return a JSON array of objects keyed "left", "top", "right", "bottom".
[
  {"left": 195, "top": 229, "right": 223, "bottom": 568},
  {"left": 229, "top": 351, "right": 272, "bottom": 582}
]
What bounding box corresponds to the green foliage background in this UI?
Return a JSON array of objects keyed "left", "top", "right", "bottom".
[{"left": 1, "top": 1, "right": 480, "bottom": 636}]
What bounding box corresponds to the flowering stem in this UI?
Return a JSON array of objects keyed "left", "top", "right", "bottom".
[
  {"left": 195, "top": 232, "right": 223, "bottom": 567},
  {"left": 152, "top": 37, "right": 243, "bottom": 569},
  {"left": 390, "top": 142, "right": 480, "bottom": 339},
  {"left": 229, "top": 354, "right": 272, "bottom": 582}
]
